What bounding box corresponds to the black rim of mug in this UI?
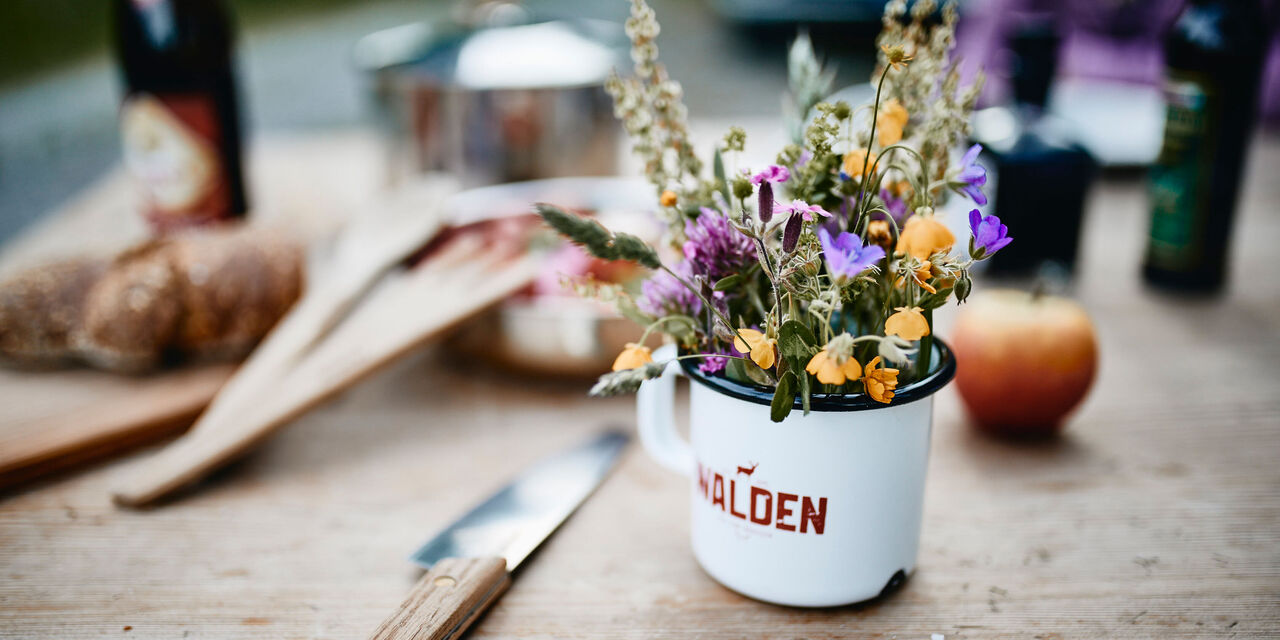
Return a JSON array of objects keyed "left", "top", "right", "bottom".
[{"left": 678, "top": 339, "right": 957, "bottom": 412}]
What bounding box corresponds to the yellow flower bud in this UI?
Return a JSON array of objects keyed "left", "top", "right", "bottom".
[
  {"left": 732, "top": 328, "right": 777, "bottom": 370},
  {"left": 612, "top": 343, "right": 654, "bottom": 371},
  {"left": 895, "top": 215, "right": 955, "bottom": 260},
  {"left": 885, "top": 306, "right": 930, "bottom": 341},
  {"left": 862, "top": 356, "right": 900, "bottom": 404}
]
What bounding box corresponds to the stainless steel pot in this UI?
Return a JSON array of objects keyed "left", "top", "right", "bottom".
[{"left": 356, "top": 15, "right": 625, "bottom": 188}]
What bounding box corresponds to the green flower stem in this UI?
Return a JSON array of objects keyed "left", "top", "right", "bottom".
[
  {"left": 856, "top": 143, "right": 930, "bottom": 232},
  {"left": 661, "top": 264, "right": 751, "bottom": 348},
  {"left": 851, "top": 66, "right": 893, "bottom": 231},
  {"left": 916, "top": 308, "right": 934, "bottom": 379},
  {"left": 638, "top": 315, "right": 698, "bottom": 345},
  {"left": 669, "top": 353, "right": 751, "bottom": 364}
]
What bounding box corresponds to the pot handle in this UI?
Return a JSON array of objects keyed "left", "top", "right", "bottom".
[{"left": 636, "top": 344, "right": 694, "bottom": 478}]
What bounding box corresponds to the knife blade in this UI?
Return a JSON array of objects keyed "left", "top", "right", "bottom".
[{"left": 367, "top": 430, "right": 629, "bottom": 640}]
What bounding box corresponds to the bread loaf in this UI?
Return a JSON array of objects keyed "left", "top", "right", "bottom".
[
  {"left": 0, "top": 258, "right": 108, "bottom": 366},
  {"left": 0, "top": 226, "right": 303, "bottom": 372}
]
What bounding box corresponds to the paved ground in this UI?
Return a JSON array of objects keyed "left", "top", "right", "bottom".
[{"left": 0, "top": 0, "right": 875, "bottom": 244}]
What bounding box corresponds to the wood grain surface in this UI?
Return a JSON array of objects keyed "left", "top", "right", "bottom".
[{"left": 1, "top": 130, "right": 1278, "bottom": 638}]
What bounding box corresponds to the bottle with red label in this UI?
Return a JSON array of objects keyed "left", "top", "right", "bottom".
[{"left": 113, "top": 0, "right": 248, "bottom": 231}]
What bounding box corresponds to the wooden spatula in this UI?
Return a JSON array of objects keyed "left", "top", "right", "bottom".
[{"left": 111, "top": 228, "right": 543, "bottom": 507}]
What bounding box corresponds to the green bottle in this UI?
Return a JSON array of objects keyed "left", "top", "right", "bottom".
[{"left": 1143, "top": 0, "right": 1267, "bottom": 292}]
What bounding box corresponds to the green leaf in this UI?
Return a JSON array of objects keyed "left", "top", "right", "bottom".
[
  {"left": 713, "top": 273, "right": 743, "bottom": 292},
  {"left": 724, "top": 357, "right": 773, "bottom": 387},
  {"left": 713, "top": 148, "right": 731, "bottom": 204},
  {"left": 770, "top": 372, "right": 796, "bottom": 423},
  {"left": 915, "top": 286, "right": 955, "bottom": 310},
  {"left": 777, "top": 320, "right": 818, "bottom": 362},
  {"left": 743, "top": 360, "right": 774, "bottom": 386},
  {"left": 777, "top": 320, "right": 816, "bottom": 418}
]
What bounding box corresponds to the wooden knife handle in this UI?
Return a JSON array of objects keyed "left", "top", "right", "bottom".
[{"left": 367, "top": 557, "right": 510, "bottom": 640}]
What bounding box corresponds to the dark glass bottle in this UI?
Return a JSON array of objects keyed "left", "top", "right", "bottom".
[
  {"left": 1143, "top": 0, "right": 1267, "bottom": 292},
  {"left": 113, "top": 0, "right": 247, "bottom": 231}
]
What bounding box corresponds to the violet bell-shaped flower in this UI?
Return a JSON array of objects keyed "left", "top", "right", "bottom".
[
  {"left": 967, "top": 208, "right": 1013, "bottom": 259},
  {"left": 818, "top": 228, "right": 887, "bottom": 284},
  {"left": 949, "top": 144, "right": 988, "bottom": 205},
  {"left": 879, "top": 187, "right": 910, "bottom": 224}
]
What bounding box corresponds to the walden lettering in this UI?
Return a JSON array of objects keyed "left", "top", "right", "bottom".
[{"left": 696, "top": 462, "right": 828, "bottom": 535}]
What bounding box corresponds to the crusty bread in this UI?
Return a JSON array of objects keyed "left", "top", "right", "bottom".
[
  {"left": 0, "top": 258, "right": 108, "bottom": 367},
  {"left": 0, "top": 226, "right": 303, "bottom": 373}
]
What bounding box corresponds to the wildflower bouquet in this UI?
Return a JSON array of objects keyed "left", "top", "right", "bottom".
[{"left": 537, "top": 0, "right": 1009, "bottom": 422}]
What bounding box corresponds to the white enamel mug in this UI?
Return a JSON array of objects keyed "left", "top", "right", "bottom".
[{"left": 636, "top": 342, "right": 956, "bottom": 607}]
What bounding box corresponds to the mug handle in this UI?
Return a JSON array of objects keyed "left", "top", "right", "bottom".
[{"left": 636, "top": 344, "right": 695, "bottom": 477}]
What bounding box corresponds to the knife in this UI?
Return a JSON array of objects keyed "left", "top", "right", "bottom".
[{"left": 367, "top": 430, "right": 629, "bottom": 640}]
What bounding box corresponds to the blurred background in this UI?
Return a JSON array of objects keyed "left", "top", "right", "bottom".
[{"left": 5, "top": 0, "right": 1272, "bottom": 243}]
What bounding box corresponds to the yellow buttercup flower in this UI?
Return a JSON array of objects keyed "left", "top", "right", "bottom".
[
  {"left": 878, "top": 118, "right": 903, "bottom": 146},
  {"left": 842, "top": 148, "right": 870, "bottom": 181},
  {"left": 881, "top": 99, "right": 909, "bottom": 129},
  {"left": 885, "top": 306, "right": 930, "bottom": 341},
  {"left": 876, "top": 100, "right": 908, "bottom": 146},
  {"left": 867, "top": 219, "right": 893, "bottom": 251},
  {"left": 895, "top": 259, "right": 937, "bottom": 294},
  {"left": 805, "top": 350, "right": 862, "bottom": 386},
  {"left": 659, "top": 190, "right": 678, "bottom": 207},
  {"left": 896, "top": 215, "right": 955, "bottom": 260},
  {"left": 733, "top": 329, "right": 777, "bottom": 370},
  {"left": 612, "top": 343, "right": 653, "bottom": 371},
  {"left": 880, "top": 44, "right": 914, "bottom": 71},
  {"left": 863, "top": 356, "right": 900, "bottom": 404}
]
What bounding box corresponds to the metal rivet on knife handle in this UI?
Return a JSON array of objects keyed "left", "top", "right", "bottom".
[{"left": 367, "top": 557, "right": 510, "bottom": 640}]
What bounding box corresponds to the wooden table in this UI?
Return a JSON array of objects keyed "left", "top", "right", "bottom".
[{"left": 2, "top": 130, "right": 1278, "bottom": 639}]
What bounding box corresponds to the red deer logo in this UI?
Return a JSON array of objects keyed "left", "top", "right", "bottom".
[{"left": 736, "top": 461, "right": 759, "bottom": 477}]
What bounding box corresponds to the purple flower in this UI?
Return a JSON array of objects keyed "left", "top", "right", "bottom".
[
  {"left": 683, "top": 207, "right": 756, "bottom": 280},
  {"left": 879, "top": 188, "right": 910, "bottom": 224},
  {"left": 773, "top": 199, "right": 831, "bottom": 222},
  {"left": 750, "top": 165, "right": 791, "bottom": 185},
  {"left": 796, "top": 149, "right": 813, "bottom": 167},
  {"left": 818, "top": 228, "right": 887, "bottom": 283},
  {"left": 968, "top": 209, "right": 1012, "bottom": 258},
  {"left": 697, "top": 346, "right": 731, "bottom": 374},
  {"left": 951, "top": 144, "right": 987, "bottom": 205},
  {"left": 639, "top": 262, "right": 701, "bottom": 317}
]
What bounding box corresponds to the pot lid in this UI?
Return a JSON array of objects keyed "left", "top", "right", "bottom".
[{"left": 355, "top": 18, "right": 625, "bottom": 91}]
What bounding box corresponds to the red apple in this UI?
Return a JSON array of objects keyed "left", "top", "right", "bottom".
[{"left": 950, "top": 289, "right": 1098, "bottom": 437}]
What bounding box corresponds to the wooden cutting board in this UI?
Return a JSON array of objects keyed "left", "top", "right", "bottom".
[
  {"left": 0, "top": 134, "right": 377, "bottom": 494},
  {"left": 0, "top": 363, "right": 235, "bottom": 491}
]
